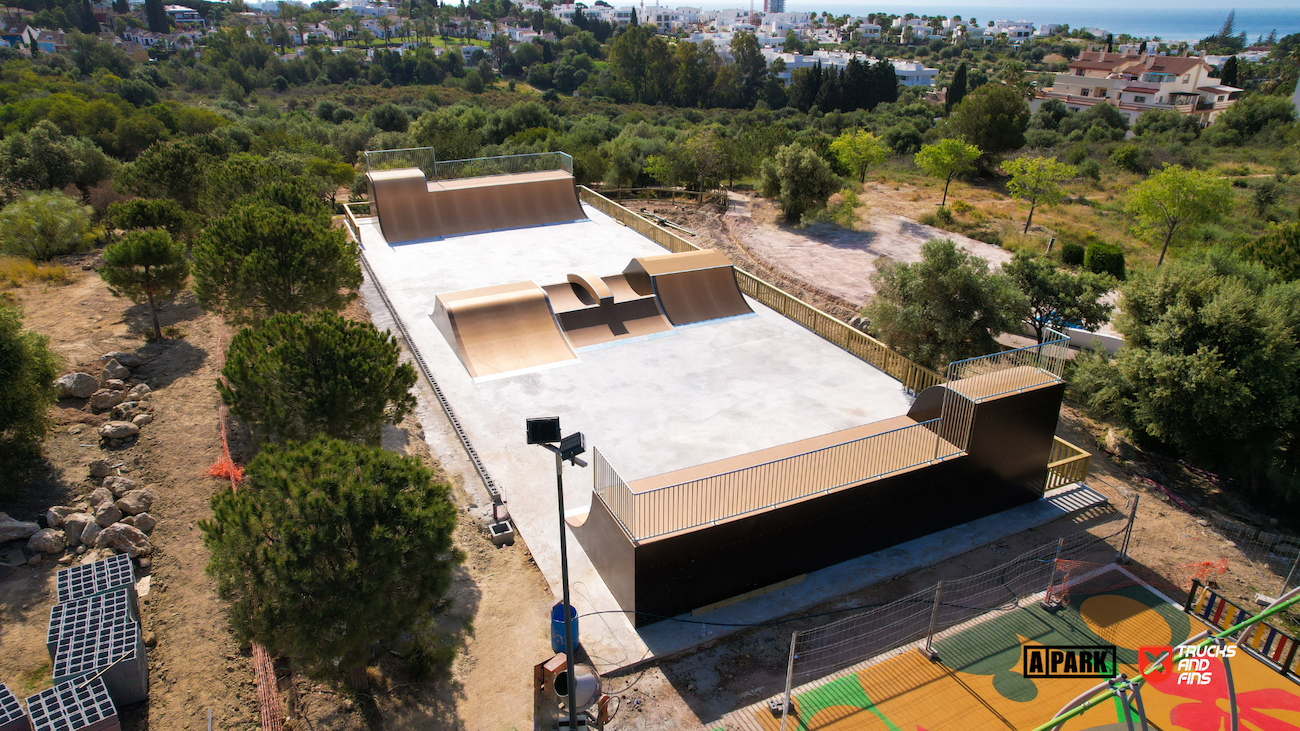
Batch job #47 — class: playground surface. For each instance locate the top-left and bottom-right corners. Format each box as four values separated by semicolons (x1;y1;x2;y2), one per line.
724;566;1300;731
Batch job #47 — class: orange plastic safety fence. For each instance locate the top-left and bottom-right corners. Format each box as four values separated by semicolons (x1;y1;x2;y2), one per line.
210;324;283;731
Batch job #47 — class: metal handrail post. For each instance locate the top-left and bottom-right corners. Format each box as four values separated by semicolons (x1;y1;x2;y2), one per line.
1042;538;1065;609
1118;493;1139;564
922;581;943;659
780;631;796;731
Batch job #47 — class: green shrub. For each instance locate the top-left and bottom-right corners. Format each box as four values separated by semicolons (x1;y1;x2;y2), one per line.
0;303;60;474
920;206;955;228
1065;144;1089;165
1109;145;1143;173
0;192;99;260
1077;159;1101;181
1084;242;1125;279
1061;242;1086;265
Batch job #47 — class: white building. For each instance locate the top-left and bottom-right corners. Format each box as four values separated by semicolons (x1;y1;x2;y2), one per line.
1034;23;1062;38
761;48;937;87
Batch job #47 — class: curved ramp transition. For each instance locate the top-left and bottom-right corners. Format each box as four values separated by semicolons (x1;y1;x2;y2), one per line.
431;282;577;379
623;250;753;326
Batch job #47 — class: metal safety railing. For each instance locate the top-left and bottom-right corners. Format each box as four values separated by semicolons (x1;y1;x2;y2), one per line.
595;419;959;542
361;147;573;182
1047;436;1092;490
576;185;945;394
944;327;1071;403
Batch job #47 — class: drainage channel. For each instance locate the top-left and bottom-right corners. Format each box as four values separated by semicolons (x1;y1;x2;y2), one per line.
359;252;502;503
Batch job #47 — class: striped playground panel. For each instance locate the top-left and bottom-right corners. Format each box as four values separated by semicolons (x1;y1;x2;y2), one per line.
1186;580;1300;673
727;568;1300;731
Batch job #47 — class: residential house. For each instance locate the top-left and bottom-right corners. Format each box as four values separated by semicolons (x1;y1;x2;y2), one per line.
116;40;148;61
761;48;937;87
35;29;68;53
1032;50;1241;124
164;4;204;27
1034;23;1063;38
2;23;36;48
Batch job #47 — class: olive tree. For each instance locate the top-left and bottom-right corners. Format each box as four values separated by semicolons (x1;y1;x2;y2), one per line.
1125;164;1233;266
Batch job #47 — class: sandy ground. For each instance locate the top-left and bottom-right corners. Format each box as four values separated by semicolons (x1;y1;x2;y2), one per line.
722;192;1013;306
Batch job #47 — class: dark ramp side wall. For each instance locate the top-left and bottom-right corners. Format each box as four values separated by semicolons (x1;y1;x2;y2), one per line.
575;381;1065;627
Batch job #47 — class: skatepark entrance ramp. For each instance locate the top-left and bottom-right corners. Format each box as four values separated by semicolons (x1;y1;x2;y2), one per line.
362;150;584;243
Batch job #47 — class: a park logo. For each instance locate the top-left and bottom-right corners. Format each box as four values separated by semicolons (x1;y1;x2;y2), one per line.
1023;646;1118;679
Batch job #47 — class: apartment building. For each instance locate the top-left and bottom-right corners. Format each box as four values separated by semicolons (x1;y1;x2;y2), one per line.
761;48;937;87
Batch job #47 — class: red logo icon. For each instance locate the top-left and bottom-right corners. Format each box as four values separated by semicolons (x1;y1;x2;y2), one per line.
1139;646;1174;684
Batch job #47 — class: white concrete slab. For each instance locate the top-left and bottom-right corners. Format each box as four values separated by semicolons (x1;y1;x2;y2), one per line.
357;203;942;671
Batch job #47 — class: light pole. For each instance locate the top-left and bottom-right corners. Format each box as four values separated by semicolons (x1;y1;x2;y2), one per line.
527;417;587;730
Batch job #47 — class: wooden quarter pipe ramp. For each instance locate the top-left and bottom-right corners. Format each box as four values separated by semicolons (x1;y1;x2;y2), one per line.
367;168;587;243
624;250;753;326
431;282;578;379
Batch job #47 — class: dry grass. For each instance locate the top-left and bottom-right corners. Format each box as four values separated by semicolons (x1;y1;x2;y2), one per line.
0;256;72;288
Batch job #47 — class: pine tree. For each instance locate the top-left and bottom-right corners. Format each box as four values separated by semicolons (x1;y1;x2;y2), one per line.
201;439;463;679
629;8;637;26
947;62;967;113
99;230;191;340
1218;10;1235;40
217;311;417;444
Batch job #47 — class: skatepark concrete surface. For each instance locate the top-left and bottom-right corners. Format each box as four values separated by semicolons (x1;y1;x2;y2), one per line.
355;204;1099;672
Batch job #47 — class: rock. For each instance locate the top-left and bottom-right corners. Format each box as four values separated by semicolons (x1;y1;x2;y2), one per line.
136;556;151;569
88;389;126;412
75;545;86;555
132;413;154;427
56;373;99;399
28;553;41;566
101;359;129;383
130;513;156;535
102;352;142;368
115;489;155;516
58;554;75;565
95;524;152;557
1105;429;1135;460
0;512;39;543
89;487;114;509
102;476;137;498
110;401;140;420
62;512;94;546
143;631;157;648
93;502;123;528
103;379;127;391
99;421;140;440
88;458;114;478
45;506;77;528
127;383;151;400
28;528;67;554
78;547;111;564
81;522;102;546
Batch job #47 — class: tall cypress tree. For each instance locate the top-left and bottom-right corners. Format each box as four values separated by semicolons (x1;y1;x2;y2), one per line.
1219;55;1238;87
947;62;967;113
145;0;167;33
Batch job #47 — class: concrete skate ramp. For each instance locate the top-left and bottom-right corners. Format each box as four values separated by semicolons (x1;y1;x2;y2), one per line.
542;272;673;349
623;250;752;326
431;282;577;378
367;168;586;244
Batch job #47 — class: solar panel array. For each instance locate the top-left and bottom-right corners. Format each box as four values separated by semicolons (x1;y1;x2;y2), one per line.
0;683;30;731
24;678;118;731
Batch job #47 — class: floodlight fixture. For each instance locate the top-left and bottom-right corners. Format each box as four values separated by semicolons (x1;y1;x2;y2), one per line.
527;417;562;445
559;432;586;464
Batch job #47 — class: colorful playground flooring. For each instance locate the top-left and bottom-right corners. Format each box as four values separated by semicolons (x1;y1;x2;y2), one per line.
742;570;1300;731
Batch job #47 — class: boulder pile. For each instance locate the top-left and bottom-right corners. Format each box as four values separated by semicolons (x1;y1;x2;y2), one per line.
55;352;156;448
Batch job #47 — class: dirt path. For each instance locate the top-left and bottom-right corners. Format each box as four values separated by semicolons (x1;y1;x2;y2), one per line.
641;192;1013;312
